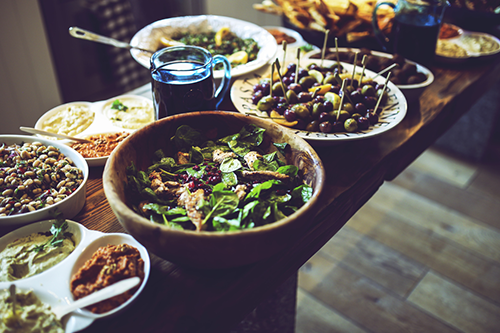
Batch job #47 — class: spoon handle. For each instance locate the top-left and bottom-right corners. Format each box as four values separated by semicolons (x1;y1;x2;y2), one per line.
68;27;155;54
52;277;141;320
19;127;93;143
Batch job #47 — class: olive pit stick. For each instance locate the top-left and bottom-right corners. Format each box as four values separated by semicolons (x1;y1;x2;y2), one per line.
351;51;358;88
270;62;274;99
282;40;287;72
275;59;290;104
294;48;300;85
334;73;355;105
359;55;368;86
320;29;330;68
372;72;391;115
336;79;347;122
335;37;341;74
373;63;398;79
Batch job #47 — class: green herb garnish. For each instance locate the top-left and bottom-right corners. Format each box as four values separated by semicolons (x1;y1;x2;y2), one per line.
111;99;128;112
33;212;69;253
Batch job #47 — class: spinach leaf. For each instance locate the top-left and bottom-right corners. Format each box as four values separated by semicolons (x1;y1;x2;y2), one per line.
245;179;281;201
291;184;313;204
277;165;298;177
203;184;239;224
213;216;242;231
253;159;279;172
273;142;289;156
148;157;176;173
190;146;204;164
153;149;165;162
172;125;204;151
220;158;242;173
228;140;252;157
238;124;265;146
222;171;238;186
272;202;288;221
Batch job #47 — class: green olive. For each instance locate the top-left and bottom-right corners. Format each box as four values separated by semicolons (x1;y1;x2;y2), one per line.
351;113;362;121
291;104;311;120
306;120;320;132
286;90;298;104
344;85;355;94
323;75;337;85
343;102;354;114
257;95;276;111
361;85;376;96
377;89;388;105
311;102;325;119
344;118;358;132
272;82;285;96
329;110;350;123
324;92;341;110
299;76;316;89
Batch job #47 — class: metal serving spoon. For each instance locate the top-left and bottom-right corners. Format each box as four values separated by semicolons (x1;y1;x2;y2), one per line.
68;27;155;54
51;277;141;320
19;127;93;144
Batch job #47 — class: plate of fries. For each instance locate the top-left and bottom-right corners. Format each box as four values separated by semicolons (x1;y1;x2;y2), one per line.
254;0;394;44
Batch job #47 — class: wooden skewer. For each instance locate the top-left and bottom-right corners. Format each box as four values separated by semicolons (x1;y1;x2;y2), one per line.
275;59;290;104
321;29;330;68
359;55;368;86
351;52;358;89
270;62;274;99
295;48;300;85
335;37;341;74
337;79;346;122
373;63;398;79
373;72;391;115
282;40;287;72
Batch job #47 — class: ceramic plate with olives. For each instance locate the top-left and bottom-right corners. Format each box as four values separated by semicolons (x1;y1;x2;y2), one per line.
230;59;408;144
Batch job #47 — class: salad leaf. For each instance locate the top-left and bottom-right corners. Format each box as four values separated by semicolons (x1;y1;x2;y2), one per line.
172;125;205;151
220;158;242;173
238;124;265;146
273;142;289;156
277;165;299;177
222;171;238;186
245;179;281;202
291;184;313;204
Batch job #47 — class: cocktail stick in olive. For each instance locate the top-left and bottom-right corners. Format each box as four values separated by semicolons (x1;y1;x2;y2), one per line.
295;48;300;85
359;55;367;86
372;72;391;115
336;79;346;122
321;29;330;68
351;51;358;89
373;63;397;79
275;59;290;104
335;37;341;75
282;40;287;72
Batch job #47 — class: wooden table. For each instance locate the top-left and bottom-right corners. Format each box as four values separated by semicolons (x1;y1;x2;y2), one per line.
8;57;500;332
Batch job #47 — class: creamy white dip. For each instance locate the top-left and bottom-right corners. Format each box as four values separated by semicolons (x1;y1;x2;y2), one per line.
104;98;154;130
40;104;94;137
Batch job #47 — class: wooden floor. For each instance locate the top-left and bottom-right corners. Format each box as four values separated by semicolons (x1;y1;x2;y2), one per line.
296;141;500;333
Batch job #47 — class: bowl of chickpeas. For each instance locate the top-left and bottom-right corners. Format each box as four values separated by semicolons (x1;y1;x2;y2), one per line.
0;135;88;227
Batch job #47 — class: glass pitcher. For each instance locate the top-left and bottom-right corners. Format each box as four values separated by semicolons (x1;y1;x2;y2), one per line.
372;0;449;65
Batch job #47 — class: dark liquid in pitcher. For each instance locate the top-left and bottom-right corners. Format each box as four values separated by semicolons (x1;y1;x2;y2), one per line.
152;60;215;119
392;14;440;65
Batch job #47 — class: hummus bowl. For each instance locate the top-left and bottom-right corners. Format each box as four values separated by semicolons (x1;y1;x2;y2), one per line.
0;219;150;333
0;135;88;227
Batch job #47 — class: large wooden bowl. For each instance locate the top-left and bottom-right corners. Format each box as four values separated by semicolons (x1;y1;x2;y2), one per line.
103;111;325;268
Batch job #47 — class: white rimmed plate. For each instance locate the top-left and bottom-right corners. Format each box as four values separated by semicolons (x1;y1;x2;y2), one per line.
230;58;408;144
436;30;500;62
0;219;150;333
130;15;278;78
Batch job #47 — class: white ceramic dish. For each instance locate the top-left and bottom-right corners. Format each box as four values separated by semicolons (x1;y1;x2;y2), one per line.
262;26;306;48
34;95;153;167
0;219;150;333
303;47;434;103
130;15;278;78
436;30;500;62
230;58;408;145
0;135;88;226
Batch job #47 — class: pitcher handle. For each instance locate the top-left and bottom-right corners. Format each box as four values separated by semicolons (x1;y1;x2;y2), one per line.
372;2;396;52
212;55;232;110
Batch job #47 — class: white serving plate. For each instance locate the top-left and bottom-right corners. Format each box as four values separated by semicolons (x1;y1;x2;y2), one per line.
0;135;88;227
130;15;278;78
230;58;408;144
0;219;150;333
436;30;500;61
34;95;154;167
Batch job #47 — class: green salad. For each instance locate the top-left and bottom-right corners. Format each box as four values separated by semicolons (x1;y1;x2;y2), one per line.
126;124;312;232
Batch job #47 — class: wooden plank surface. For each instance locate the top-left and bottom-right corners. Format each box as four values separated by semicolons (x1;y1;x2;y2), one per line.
2;56;500;332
